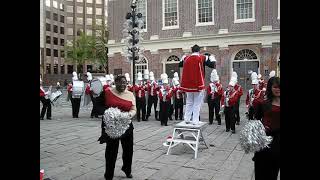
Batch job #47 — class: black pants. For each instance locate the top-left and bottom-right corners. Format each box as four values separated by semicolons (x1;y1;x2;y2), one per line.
70;97;81;118
146;95;158;120
207;96;221;124
253;133;280;180
90;95;98;117
235;99;241;123
136;97;146;121
248;106;254;120
104;130;133;180
224;106;236;131
40;97;51;119
174;98;183;120
169;103;174;120
160;100;170;126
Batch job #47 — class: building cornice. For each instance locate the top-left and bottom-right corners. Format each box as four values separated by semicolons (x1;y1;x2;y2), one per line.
108;30;280;55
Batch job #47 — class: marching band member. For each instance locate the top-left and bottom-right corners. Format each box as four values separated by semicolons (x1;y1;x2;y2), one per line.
159;74;173;126
67;72;82;118
146;71;160;121
232;72;243;125
172;77;184;121
40;78;52;120
220;75;239;134
246;72;264;120
133;72;147;122
207;69;223;125
85;72;99;118
179;44;216;125
258;74;266;91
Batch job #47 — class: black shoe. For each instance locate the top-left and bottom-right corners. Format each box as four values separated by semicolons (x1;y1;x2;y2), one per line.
95;116;99;118
169;117;173;120
209;122;213;125
226;129;230;132
47;117;52;120
218;122;221;125
232;130;236;134
90;116;94;118
121;167;133;178
40;117;44;120
236;122;240;125
137;120;140;122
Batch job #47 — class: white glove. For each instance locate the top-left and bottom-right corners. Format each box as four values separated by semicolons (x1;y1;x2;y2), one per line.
180;55;186;62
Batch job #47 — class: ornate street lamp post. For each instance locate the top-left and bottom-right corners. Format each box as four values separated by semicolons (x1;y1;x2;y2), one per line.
122;0;144;85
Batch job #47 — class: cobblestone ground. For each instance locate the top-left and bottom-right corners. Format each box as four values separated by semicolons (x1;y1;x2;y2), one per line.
40;90;279;180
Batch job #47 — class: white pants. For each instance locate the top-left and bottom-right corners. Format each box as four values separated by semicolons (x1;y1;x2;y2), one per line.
184;91;204;124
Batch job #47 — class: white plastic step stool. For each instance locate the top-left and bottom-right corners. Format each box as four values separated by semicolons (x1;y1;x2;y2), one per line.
166;121;208;159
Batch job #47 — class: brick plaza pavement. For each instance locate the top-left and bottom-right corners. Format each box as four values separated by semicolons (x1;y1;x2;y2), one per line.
40;91;279;180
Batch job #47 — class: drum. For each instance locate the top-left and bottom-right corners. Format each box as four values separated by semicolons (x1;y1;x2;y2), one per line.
72;81;84;98
90;79;103;97
50;90;62;103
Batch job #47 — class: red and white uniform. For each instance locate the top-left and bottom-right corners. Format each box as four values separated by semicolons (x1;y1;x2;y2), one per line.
103;84;111;91
85;84;91;95
206;82;223;99
172;86;183;99
234;83;243;99
40;86;46;97
146;81;159;96
133;83;147;98
67;83;73;93
220;89;239;107
259;79;267;91
159;85;173;102
180;53;207;92
246;88;265;109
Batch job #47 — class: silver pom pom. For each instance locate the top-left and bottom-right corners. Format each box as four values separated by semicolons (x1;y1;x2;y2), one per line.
239;120;273;154
103;107;132;139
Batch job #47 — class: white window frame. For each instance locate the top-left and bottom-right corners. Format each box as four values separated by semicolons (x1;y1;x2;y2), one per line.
96;8;103;15
87;7;93;15
196;0;215;26
162;0;179;30
277;0;280;20
136;0;147;32
45;0;51;7
135;57;149;80
234;0;255;23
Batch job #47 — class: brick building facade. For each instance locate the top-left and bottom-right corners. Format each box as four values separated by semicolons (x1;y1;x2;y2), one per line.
107;0;280;91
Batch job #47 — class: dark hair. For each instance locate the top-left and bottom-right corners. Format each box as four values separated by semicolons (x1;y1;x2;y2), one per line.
114;75;126;82
191;44;200;53
265;76;280;102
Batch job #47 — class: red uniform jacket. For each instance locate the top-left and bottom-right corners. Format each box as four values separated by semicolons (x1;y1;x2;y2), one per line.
40;87;46;97
259;80;267;91
127;84;133;92
146;82;159;96
85;84;91;95
67;84;73;92
133;84;146;98
246;88;265;108
159;85;173;102
220;90;239;107
180;54;207;92
172;86;183;99
234;84;243;98
206;82;223;99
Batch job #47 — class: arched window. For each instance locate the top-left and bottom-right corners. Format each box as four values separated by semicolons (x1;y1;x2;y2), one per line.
135;56;148;79
167;55;180;62
234;49;258;60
